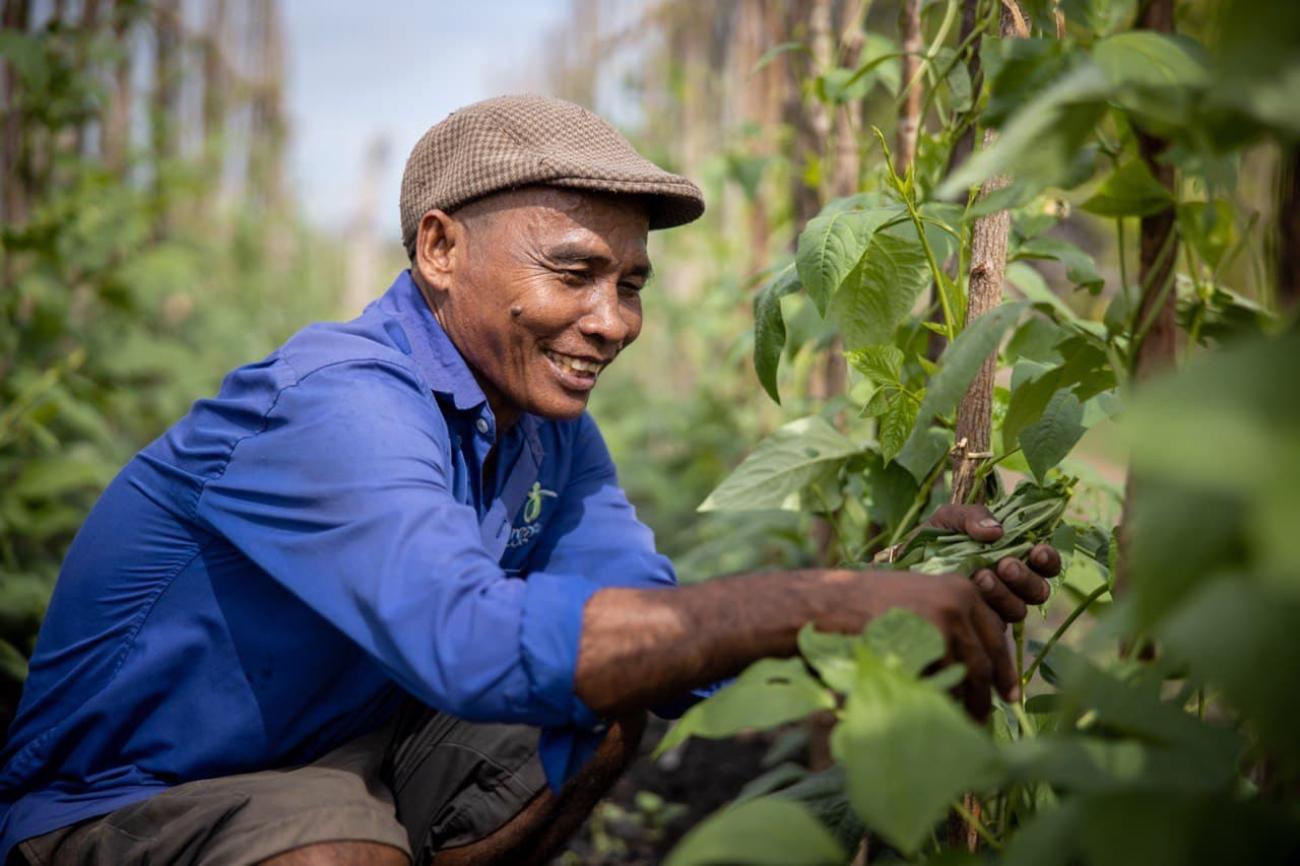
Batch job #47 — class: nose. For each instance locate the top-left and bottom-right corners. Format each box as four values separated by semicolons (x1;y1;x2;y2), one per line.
577;282;633;348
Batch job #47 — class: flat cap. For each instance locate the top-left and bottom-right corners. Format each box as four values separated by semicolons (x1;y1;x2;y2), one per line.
400;94;705;256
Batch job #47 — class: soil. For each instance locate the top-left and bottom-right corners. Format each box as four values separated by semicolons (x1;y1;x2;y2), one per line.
552;717;787;865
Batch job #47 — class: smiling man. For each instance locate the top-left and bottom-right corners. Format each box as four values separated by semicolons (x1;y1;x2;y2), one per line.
0;96;1058;866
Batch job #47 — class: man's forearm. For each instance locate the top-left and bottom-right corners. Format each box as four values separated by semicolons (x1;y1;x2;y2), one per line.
573;570;842;715
573;566;1023;720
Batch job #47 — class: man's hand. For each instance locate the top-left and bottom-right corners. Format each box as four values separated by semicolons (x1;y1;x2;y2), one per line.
925;503;1062;624
811;569;1018;719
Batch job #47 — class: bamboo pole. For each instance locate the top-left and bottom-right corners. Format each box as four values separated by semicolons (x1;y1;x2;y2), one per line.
949;1;1022;506
895;0;923;174
947;1;1025;850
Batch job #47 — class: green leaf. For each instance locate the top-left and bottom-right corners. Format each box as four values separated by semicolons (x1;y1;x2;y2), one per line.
895;303;1026;481
1159;581;1300;771
1015;236;1104;294
827;231;931;350
1177;200;1236;269
938;63;1110;199
797;207;901;315
1019;388;1086;482
863;608;945;677
752;41;806;75
665;797;846;866
878;392;919;463
798;625;858;694
753;263;802;404
1093;31;1210;91
1080;159;1174;217
846;345;903;385
700;416;861;512
1001;360;1059;453
833;649;1000;854
655;657;836;756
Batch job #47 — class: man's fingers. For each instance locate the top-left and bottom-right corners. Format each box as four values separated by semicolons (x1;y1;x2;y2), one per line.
995;557;1051;606
970;601;1019;705
929;503;1003;542
950;621;994;720
1027;543;1062;578
972;568;1028;623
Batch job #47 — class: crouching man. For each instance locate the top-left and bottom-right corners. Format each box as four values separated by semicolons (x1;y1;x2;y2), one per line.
0;95;1057;866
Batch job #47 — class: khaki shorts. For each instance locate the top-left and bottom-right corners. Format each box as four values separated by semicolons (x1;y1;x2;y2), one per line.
15;701;547;866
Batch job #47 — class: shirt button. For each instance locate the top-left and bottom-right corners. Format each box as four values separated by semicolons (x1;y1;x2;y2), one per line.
475;418;490;435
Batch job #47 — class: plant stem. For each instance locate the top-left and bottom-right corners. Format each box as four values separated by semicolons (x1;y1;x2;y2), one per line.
887;451;949;547
1022;582;1109;686
1013;621;1025;707
950;797;1003;850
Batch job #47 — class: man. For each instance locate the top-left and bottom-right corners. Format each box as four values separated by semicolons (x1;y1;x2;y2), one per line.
0;95;1056;866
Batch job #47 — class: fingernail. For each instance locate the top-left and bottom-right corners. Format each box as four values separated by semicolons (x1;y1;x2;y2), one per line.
1034;549;1049;564
1009;684;1021;702
975;572;995;591
978;518;1000;528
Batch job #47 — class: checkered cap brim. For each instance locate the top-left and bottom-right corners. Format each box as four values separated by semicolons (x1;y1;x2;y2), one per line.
399;94;705;256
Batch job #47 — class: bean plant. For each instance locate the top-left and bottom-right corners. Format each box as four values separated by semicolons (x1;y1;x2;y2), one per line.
658;1;1300;863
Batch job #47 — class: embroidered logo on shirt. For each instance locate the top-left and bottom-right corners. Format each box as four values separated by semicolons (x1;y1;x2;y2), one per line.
507;483;558;550
523;482;557;523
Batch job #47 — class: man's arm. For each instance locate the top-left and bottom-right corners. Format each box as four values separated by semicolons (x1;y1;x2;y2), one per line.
576;566;1020;721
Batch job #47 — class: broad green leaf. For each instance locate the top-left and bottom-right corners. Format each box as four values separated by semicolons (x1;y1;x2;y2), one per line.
1123;331;1300;585
938;63;1110;198
1015;236;1104;294
1020;388;1086;482
798;625;858;694
664;797;846;866
655;657;835;756
1093;31;1210;91
1080;159;1173;217
937;46;973;112
828;231;931;349
833;650;1000;854
846;345;903;385
700;416;861;512
1005;317;1068;364
982;37;1073;126
878;392;919;463
1003;735;1231;794
1159;581;1300;770
753;263;802;404
895;303;1026;481
863;608;945;677
1002;360;1059;454
1177;201;1236;269
797;207;901;315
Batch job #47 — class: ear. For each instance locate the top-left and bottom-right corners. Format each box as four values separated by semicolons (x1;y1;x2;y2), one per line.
413;209;461;293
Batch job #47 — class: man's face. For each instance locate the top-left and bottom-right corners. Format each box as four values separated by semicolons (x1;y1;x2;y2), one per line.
415;187;651;428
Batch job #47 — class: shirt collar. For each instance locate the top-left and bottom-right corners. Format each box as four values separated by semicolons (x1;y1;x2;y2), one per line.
380;270;545;461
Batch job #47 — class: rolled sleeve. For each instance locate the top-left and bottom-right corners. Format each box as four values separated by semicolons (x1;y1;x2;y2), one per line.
530;415;718;734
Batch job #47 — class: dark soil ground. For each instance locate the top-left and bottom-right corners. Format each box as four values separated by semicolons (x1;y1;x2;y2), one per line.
552;717;786;865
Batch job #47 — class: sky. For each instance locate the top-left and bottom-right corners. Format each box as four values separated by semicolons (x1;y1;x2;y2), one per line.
280;0;570;237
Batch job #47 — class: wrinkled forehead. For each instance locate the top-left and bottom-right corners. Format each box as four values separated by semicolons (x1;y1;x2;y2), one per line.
455;186;651;261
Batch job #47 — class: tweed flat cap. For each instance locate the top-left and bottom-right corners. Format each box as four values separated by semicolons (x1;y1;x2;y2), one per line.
400;94;705;256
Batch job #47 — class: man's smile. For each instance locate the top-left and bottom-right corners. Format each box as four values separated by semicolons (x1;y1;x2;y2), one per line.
542;348;608;390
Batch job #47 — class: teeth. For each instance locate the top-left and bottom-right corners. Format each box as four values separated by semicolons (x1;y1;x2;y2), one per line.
545;350;605;375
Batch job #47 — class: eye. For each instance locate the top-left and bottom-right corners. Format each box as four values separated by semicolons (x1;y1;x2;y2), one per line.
619;281;644;295
556;269;590;286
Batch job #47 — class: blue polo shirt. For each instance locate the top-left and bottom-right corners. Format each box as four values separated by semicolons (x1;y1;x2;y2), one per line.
0;271;694;857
